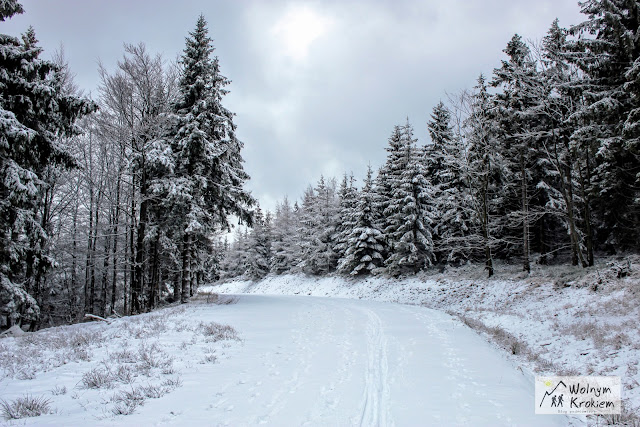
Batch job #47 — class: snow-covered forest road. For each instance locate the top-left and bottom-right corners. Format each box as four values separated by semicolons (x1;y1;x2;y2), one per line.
125;295;567;426
1;294;574;426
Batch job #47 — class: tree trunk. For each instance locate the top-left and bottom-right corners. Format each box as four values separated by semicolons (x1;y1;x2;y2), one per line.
173;271;180;303
584;149;594;267
123;210;129;316
129;187;138;314
89;197;100;315
565;165;587;268
481;164;494;278
70;175;80;320
110;172;121;315
538;216;548;265
134;174;147;311
99;224;111;317
520;149;530;274
84;184;94;315
190;242;197;297
181;233;191;304
148;236;160;309
578;144;595;267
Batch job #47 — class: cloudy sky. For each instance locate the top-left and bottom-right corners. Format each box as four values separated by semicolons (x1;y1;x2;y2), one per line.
4;0;584;213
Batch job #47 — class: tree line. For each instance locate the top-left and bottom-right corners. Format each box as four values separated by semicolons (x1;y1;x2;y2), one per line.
223;1;640;280
1;2;253;330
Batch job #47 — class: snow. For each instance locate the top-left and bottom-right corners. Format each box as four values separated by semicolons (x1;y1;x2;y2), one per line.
212;257;640;423
0;294;568;426
1;259;637;425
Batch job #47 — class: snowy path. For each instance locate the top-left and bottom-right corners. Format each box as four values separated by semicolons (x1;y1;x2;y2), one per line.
120;295;567;426
2;295;571;425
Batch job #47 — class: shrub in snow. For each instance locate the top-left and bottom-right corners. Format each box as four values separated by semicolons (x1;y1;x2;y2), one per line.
111;349;137;364
111;390;143;416
0;395;51;420
138;342;173;370
50;385;66;396
202;353;218;364
140;383;166;399
161;376;183;390
114;365;136;384
79;367;113;389
198;321;239;342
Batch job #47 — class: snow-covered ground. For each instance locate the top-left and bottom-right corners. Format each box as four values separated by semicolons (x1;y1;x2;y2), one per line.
0;257;637;426
212;256;640;424
1;293;569;426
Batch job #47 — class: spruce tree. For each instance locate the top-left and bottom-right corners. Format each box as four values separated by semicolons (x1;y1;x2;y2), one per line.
463;75;505;277
1;1;95;328
245;206;272;280
270;197;300;274
297;177;338;275
534;20;590;266
383;122;435;276
169;15;254;301
492;34;542;273
426;101;473;264
333;174;358;264
375;125;407;242
566;0;640;251
338;166;386;275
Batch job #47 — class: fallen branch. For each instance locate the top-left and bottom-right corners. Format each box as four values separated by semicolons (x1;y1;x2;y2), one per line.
84;314;112;324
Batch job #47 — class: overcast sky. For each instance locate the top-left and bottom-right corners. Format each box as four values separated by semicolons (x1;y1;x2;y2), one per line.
4;0;585;213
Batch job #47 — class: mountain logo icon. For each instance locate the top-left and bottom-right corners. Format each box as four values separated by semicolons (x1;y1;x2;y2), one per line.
539;380;567;408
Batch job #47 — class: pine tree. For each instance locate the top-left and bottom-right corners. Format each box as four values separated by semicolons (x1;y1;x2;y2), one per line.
383;122;435;276
533;19;590;267
220;228;250;279
338;166;386;275
333;174;358;264
567;1;640;251
492;34;542;273
270;197;300;274
297;185;319;274
1;2;95;328
297;177;338;275
426;101;473;264
168;15;254;302
426;101;455;187
245;206;272;280
375;125;405;237
462;75;506;277
314;176;339;273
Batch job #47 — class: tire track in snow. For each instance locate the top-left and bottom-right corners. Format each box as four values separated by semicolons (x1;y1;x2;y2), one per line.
356;307;392;427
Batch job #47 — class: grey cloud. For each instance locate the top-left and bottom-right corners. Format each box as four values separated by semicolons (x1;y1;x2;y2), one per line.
3;0;584;212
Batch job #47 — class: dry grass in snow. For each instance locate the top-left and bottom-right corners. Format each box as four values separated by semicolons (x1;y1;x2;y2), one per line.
0;297;239;423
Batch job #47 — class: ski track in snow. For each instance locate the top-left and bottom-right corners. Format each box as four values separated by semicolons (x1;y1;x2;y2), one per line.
356;307;391;427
